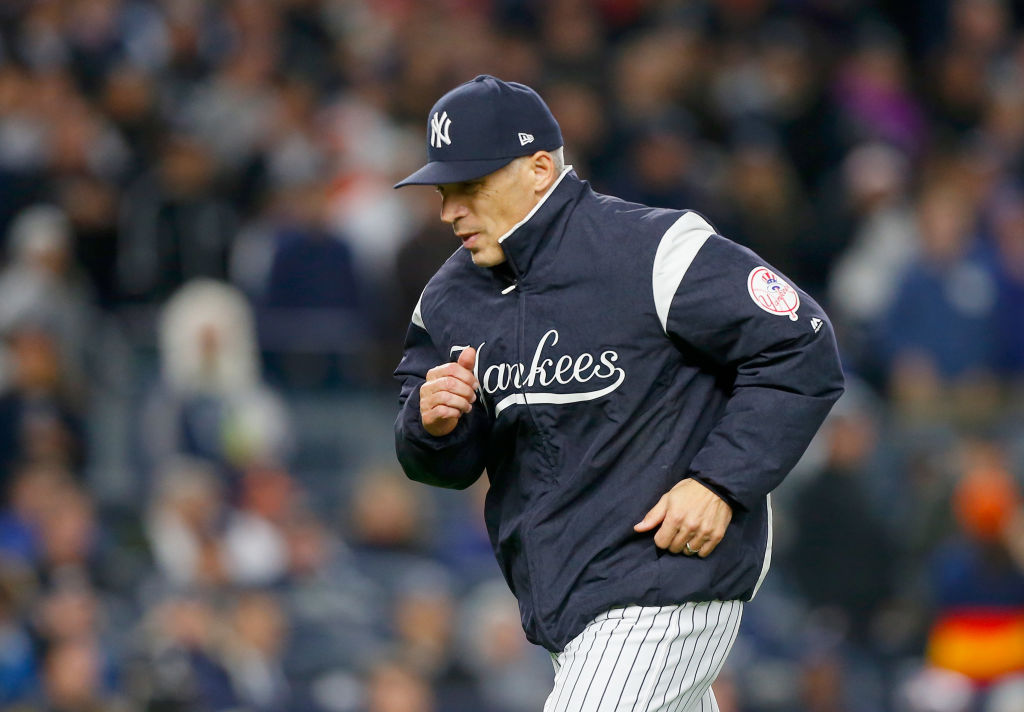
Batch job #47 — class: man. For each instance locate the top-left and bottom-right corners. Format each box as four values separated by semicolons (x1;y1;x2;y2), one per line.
393;75;844;712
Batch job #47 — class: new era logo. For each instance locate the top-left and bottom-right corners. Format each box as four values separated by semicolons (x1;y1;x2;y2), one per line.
431;111;452;148
518;132;534;146
810;317;823;333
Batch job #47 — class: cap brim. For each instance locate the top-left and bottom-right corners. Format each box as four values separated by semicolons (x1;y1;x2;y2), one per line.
393;157;516;188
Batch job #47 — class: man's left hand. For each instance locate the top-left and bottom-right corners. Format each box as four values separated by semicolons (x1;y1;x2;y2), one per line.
634;479;733;557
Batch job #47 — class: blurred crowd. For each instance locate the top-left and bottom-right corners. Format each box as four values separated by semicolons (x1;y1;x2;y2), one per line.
0;0;1023;710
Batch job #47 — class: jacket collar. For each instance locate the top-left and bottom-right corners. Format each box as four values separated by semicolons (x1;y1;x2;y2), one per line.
495;167;583;278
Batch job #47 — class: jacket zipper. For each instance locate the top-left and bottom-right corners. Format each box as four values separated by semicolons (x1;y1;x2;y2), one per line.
511;274;565;650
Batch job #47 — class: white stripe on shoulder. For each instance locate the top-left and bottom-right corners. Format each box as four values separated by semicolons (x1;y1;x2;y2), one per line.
411;294;425;330
651;212;715;333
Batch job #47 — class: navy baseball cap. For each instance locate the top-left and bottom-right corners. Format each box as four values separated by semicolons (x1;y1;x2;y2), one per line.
394;75;563;188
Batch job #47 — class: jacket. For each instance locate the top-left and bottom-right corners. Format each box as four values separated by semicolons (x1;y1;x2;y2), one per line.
394;169;845;652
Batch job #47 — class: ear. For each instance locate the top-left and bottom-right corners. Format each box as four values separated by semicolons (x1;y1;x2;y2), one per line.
529;151;557;195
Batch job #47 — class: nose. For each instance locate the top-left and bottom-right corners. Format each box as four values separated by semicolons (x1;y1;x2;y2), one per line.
440;194;468;225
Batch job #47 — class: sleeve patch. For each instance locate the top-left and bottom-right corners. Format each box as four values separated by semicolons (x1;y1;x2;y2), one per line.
747;266;800;321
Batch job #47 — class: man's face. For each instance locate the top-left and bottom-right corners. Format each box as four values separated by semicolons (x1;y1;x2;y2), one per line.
437;158;539;267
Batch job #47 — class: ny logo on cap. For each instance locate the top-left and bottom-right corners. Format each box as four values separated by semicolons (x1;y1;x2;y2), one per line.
430;111;452;148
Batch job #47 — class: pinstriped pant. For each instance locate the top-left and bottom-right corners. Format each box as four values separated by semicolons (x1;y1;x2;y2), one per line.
544;600;743;712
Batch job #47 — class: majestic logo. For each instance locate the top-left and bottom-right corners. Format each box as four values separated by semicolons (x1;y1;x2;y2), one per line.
430;111;452;148
464;330;626;417
810;317;823;333
747;266;800;321
518;132;534;146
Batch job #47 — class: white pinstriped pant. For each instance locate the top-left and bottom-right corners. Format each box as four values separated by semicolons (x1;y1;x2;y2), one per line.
544;600;743;712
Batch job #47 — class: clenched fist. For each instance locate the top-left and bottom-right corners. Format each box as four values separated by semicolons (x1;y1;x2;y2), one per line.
420;347;480;436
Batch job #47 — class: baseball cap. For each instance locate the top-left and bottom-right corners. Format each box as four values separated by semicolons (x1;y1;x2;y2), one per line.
394;74;563;188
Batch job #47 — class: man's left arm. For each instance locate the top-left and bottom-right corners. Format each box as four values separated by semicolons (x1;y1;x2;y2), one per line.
637;222;845;556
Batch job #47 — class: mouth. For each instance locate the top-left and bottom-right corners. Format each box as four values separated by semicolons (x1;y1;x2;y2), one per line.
456;231;480;248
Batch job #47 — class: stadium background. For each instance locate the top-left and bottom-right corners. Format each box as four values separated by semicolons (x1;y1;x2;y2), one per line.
0;0;1023;710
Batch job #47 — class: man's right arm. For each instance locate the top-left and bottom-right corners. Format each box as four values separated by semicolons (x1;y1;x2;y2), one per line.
394;322;490;490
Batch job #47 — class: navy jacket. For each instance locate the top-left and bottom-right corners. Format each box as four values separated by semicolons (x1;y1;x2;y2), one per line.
395;170;844;652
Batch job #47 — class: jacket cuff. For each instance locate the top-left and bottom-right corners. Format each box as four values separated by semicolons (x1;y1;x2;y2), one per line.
399;386;475;451
686;475;743;512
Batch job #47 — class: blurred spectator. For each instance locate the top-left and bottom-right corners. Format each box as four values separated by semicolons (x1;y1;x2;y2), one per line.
361;656;435;712
145;458;229;588
0;64;50;230
947;0;1014;60
0;205;98;391
180;42;278;177
987;188;1024;377
34;637;128;712
346;466;434;560
321;97;415;290
879;179;1000;421
27;572;127;711
118;135;238;303
234;180;366;387
751;21;844;189
278;506;384;688
33;576;102;645
902;442;1024;710
610;27;704;128
259;76;329;193
924;0;1014;143
606;111;718;217
147;458;303;590
61;0;129;94
0;461;75;565
785;390;899;648
225;464;308;588
925;445;1024;681
0;322;86;481
277;2;336;90
42;72;131;185
833;23;928;156
392;575;455;672
56;176;123;311
34;485;101;583
0;201;132;408
139;279;292;476
390;570;476;704
798;649;849;712
540;0;606;75
98;63;165;181
127;592;236;711
0;571;36;704
977;78;1024;174
928;43;993;145
829;142;917;361
458;579;552;712
221;590;291;711
344;467;446;606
